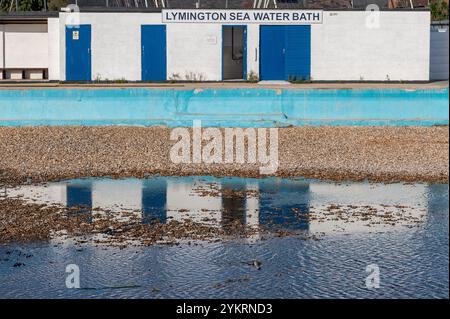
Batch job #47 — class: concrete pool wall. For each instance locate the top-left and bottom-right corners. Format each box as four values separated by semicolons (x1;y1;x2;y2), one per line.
0;87;448;127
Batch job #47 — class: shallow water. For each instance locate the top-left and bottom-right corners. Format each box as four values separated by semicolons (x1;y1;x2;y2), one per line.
0;176;448;298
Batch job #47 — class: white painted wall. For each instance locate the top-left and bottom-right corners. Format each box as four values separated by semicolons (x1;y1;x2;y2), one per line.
167;23;222;80
57;11;430;81
59;12;260;81
311;11;430;81
3;24;48;68
0;25;4;69
60;12;225;81
48;18;60;80
246;24;259;79
59;12;161;81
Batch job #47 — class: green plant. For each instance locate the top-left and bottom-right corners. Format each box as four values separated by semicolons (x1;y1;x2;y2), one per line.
184;72;205;82
112;78;128;83
288;75;311;83
169;73;182;81
0;0;67;12
430;0;449;21
247;71;259;83
93;75;128;83
48;0;67;11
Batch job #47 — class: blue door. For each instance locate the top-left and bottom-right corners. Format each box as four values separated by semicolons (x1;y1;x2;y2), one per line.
66;25;91;81
285;25;311;81
260;26;285;80
260;25;311;81
141;25;167;81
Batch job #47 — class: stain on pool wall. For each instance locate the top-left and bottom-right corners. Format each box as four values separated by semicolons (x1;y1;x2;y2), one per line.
0;88;448;127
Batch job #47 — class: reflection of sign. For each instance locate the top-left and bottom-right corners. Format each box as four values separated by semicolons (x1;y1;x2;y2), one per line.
72;31;79;40
162;9;323;24
205;35;217;45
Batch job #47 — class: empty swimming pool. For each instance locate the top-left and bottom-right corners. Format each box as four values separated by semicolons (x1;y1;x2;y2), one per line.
0;87;448;127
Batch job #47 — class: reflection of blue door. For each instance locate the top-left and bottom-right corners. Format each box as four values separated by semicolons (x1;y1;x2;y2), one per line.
66;25;91;81
141;25;167;81
67;184;92;208
260;25;311;81
142;179;167;223
258;180;310;231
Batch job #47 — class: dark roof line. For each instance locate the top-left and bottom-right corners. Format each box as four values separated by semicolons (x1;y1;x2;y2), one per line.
0;7;430;22
0;11;58;23
66;6;430;11
0;11;58;18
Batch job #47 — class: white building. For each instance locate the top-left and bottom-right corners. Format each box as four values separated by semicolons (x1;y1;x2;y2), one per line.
0;8;432;82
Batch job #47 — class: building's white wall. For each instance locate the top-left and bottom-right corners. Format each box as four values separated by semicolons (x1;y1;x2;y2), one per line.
60;12;223;81
57;11;430;82
58;14;66;80
48;18;60;80
246;24;259;79
167;23;221;80
0;25;4;69
167;22;259;81
60;12;160;81
4;24;48;68
311;11;430;81
59;12;257;81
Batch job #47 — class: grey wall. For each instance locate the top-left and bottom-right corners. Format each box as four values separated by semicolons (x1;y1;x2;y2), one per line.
430;29;449;80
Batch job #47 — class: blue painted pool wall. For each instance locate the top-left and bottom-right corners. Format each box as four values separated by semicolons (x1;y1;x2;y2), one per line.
0;88;448;127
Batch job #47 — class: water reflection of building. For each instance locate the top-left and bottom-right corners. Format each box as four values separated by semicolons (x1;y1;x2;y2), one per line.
221;180;247;231
258;179;311;231
307;182;429;233
166;179;222;225
67;182;92;209
142;179;167;223
5;177;434;236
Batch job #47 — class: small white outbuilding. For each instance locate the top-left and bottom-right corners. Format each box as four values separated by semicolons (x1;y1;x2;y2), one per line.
1;8;432;82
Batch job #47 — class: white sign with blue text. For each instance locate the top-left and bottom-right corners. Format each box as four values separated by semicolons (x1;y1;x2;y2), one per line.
162;9;323;24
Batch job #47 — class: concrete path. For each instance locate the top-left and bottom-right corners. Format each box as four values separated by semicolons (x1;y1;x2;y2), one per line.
0;81;448;90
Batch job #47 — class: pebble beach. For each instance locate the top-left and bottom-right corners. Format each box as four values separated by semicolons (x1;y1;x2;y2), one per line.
0;126;448;185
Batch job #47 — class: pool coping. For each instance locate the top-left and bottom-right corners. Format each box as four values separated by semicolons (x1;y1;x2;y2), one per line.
0;81;448;90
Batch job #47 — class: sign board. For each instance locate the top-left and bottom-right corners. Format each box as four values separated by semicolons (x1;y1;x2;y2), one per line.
72;30;79;40
162;9;323;24
205;35;217;45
